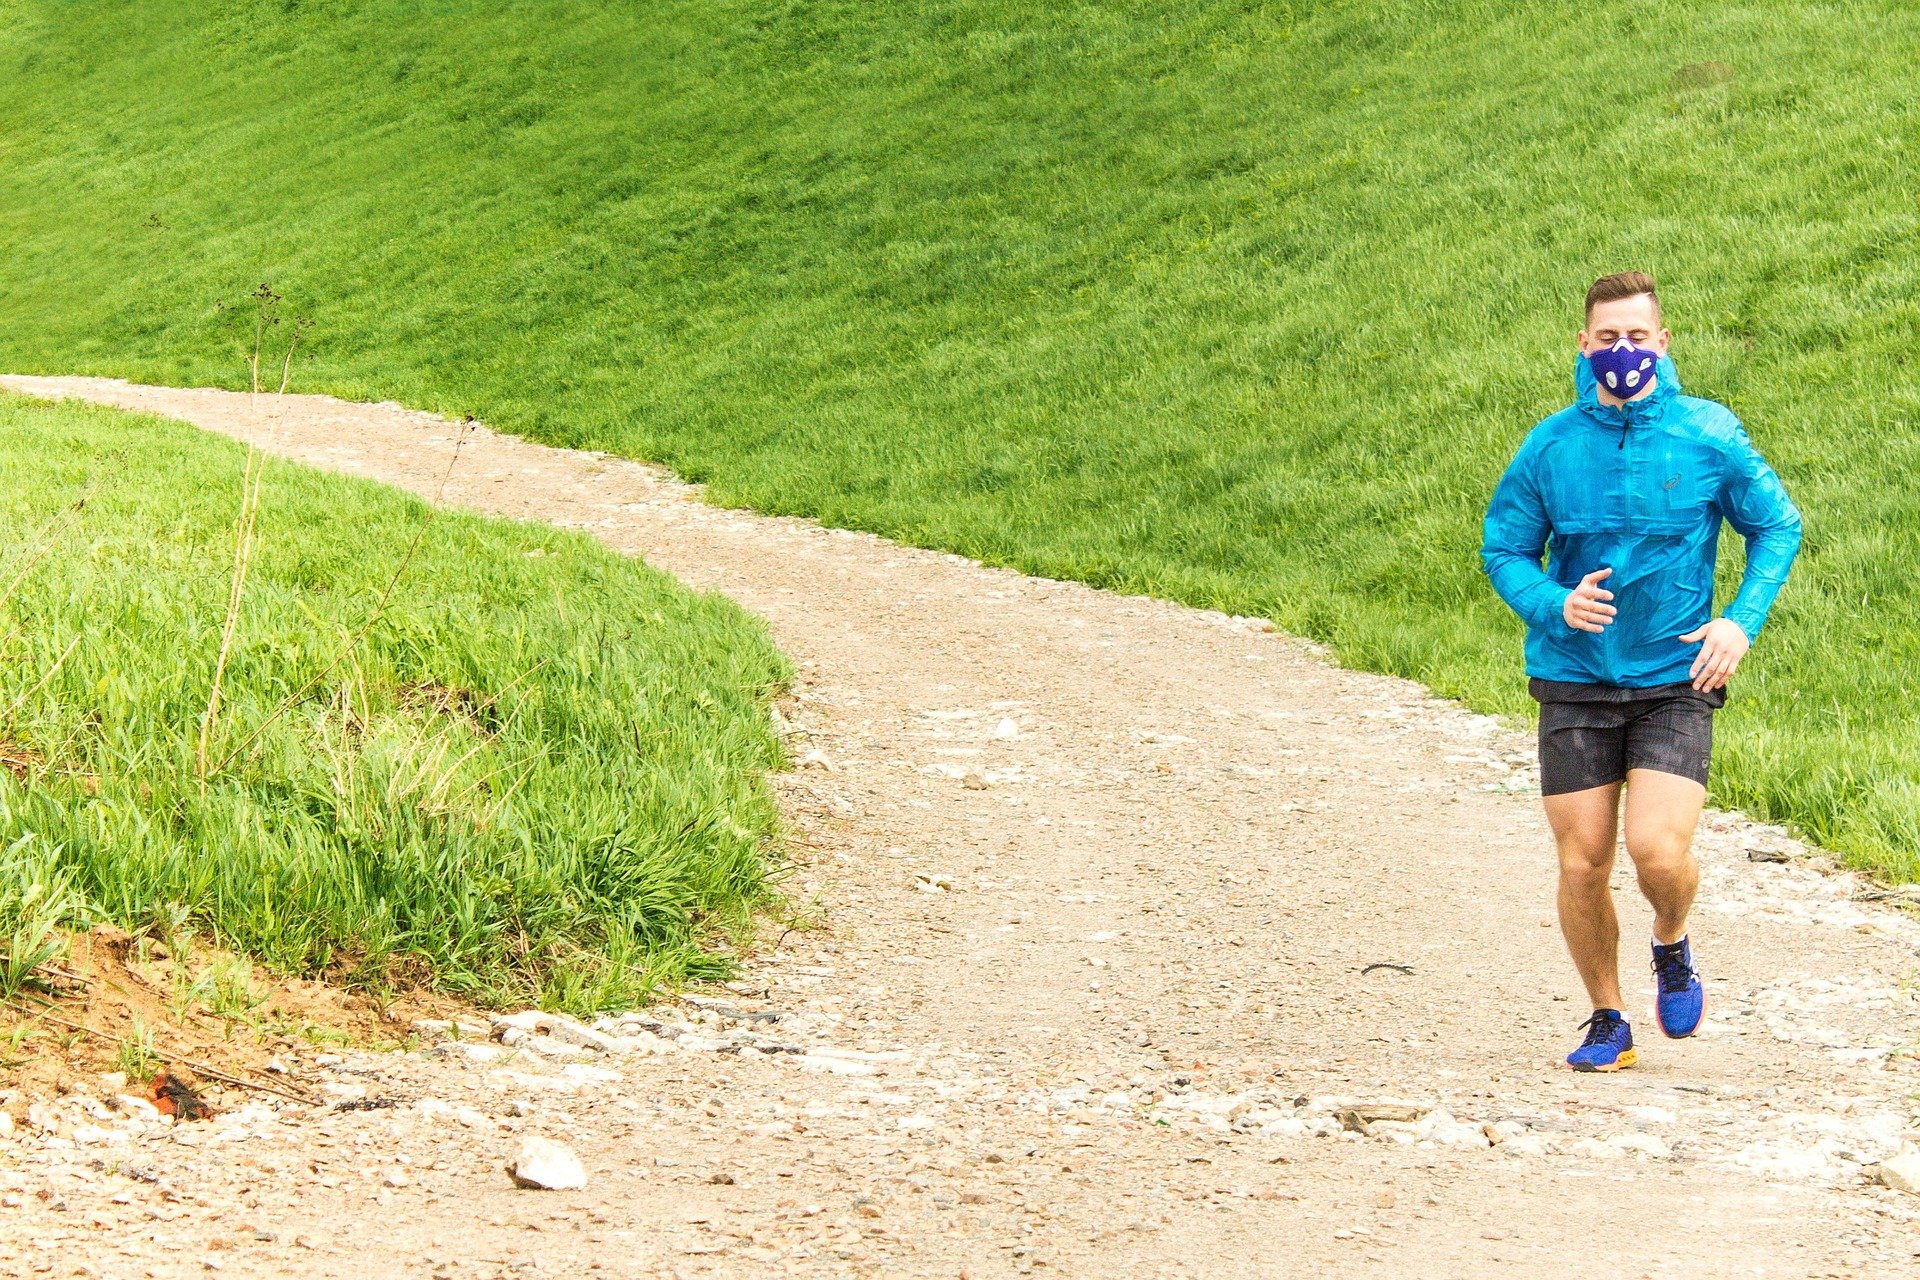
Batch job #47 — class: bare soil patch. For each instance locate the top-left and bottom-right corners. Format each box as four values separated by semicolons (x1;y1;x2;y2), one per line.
1;924;459;1105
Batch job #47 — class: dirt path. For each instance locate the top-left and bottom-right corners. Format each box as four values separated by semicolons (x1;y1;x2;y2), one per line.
3;374;1917;1279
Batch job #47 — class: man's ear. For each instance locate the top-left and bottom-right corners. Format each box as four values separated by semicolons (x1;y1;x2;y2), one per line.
1576;329;1592;353
1656;327;1672;354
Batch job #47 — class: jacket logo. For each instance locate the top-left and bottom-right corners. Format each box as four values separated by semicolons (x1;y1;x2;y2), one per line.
1664;473;1682;490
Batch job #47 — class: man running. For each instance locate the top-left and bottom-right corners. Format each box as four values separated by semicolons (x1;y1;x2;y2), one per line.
1480;271;1802;1071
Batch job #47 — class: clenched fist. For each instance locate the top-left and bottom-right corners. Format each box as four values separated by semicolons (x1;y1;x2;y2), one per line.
1563;567;1616;634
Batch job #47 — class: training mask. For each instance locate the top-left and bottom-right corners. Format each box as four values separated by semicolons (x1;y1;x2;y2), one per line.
1588;338;1659;399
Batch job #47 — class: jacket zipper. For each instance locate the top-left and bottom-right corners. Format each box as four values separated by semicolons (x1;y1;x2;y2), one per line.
1612;406;1632;684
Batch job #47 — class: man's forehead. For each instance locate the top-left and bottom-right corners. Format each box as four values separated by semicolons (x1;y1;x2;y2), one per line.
1587;295;1661;330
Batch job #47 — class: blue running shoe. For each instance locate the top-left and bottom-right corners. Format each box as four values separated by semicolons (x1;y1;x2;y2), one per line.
1652;936;1705;1037
1566;1009;1636;1072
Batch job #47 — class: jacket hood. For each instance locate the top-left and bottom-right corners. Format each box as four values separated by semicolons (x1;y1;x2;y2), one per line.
1574;349;1681;422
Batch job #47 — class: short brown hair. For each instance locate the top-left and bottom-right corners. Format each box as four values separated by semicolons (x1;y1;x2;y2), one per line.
1585;271;1661;320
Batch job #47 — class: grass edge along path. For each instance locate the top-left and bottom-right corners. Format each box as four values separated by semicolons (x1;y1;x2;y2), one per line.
0;390;793;1015
0;2;1916;879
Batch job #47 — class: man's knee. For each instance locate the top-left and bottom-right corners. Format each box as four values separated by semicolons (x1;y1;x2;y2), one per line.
1556;838;1615;889
1627;831;1697;887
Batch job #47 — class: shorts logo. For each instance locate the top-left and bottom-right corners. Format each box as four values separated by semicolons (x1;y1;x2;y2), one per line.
1663;473;1682;489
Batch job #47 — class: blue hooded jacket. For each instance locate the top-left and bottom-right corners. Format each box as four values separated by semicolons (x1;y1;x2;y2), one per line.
1480;353;1802;687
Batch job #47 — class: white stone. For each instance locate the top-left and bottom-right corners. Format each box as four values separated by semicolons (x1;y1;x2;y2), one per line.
1428;1123;1492;1150
1726;1143;1841;1180
493;1011;558;1035
1483;1120;1526;1146
509;1136;587;1190
1607;1133;1671;1159
806;1046;911;1063
25;1102;65;1134
496;1071;581;1093
1157;1093;1240;1118
676;1034;736;1052
74;1096;115;1121
1877;1151;1920;1194
546;1019;621;1054
611;1034;674;1056
558;1064;623;1086
113;1095;162;1122
1498;1133;1550;1157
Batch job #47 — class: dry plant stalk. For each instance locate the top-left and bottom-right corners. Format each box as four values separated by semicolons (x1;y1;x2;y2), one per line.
196;285;310;787
207;416;473;780
193;284;471;787
195;444;264;784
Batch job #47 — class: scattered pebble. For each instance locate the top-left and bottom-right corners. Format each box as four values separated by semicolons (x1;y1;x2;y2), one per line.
508;1137;587;1191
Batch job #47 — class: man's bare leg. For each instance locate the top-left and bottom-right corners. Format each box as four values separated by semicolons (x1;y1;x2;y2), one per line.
1622;768;1706;944
1544;782;1624;1011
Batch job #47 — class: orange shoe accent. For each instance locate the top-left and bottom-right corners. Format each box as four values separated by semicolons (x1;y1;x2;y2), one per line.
1570;1047;1638;1073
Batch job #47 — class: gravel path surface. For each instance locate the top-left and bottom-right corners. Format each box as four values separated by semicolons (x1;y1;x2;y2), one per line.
3;374;1917;1279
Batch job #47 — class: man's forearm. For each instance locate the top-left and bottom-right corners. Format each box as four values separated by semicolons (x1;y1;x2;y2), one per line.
1723;527;1802;640
1483;549;1571;630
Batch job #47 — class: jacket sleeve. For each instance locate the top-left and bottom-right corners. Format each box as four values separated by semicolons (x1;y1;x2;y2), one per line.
1716;420;1802;641
1480;438;1570;630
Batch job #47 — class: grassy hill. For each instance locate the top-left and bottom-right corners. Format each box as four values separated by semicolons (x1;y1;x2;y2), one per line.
0;391;788;1012
1;1;1916;875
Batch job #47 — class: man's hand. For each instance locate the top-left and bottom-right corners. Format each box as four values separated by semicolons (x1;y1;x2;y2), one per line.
1563;567;1616;633
1679;618;1750;692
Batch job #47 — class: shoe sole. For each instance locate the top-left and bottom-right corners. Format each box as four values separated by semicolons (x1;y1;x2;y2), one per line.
1656;985;1706;1039
1569;1048;1637;1073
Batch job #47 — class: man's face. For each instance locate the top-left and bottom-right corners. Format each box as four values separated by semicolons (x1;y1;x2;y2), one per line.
1579;293;1669;357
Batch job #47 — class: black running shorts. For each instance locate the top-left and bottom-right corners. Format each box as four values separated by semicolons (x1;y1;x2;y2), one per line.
1530;679;1725;797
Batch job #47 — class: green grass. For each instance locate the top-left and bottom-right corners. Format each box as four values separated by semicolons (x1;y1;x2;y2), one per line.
0;391;790;1013
0;2;1916;875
